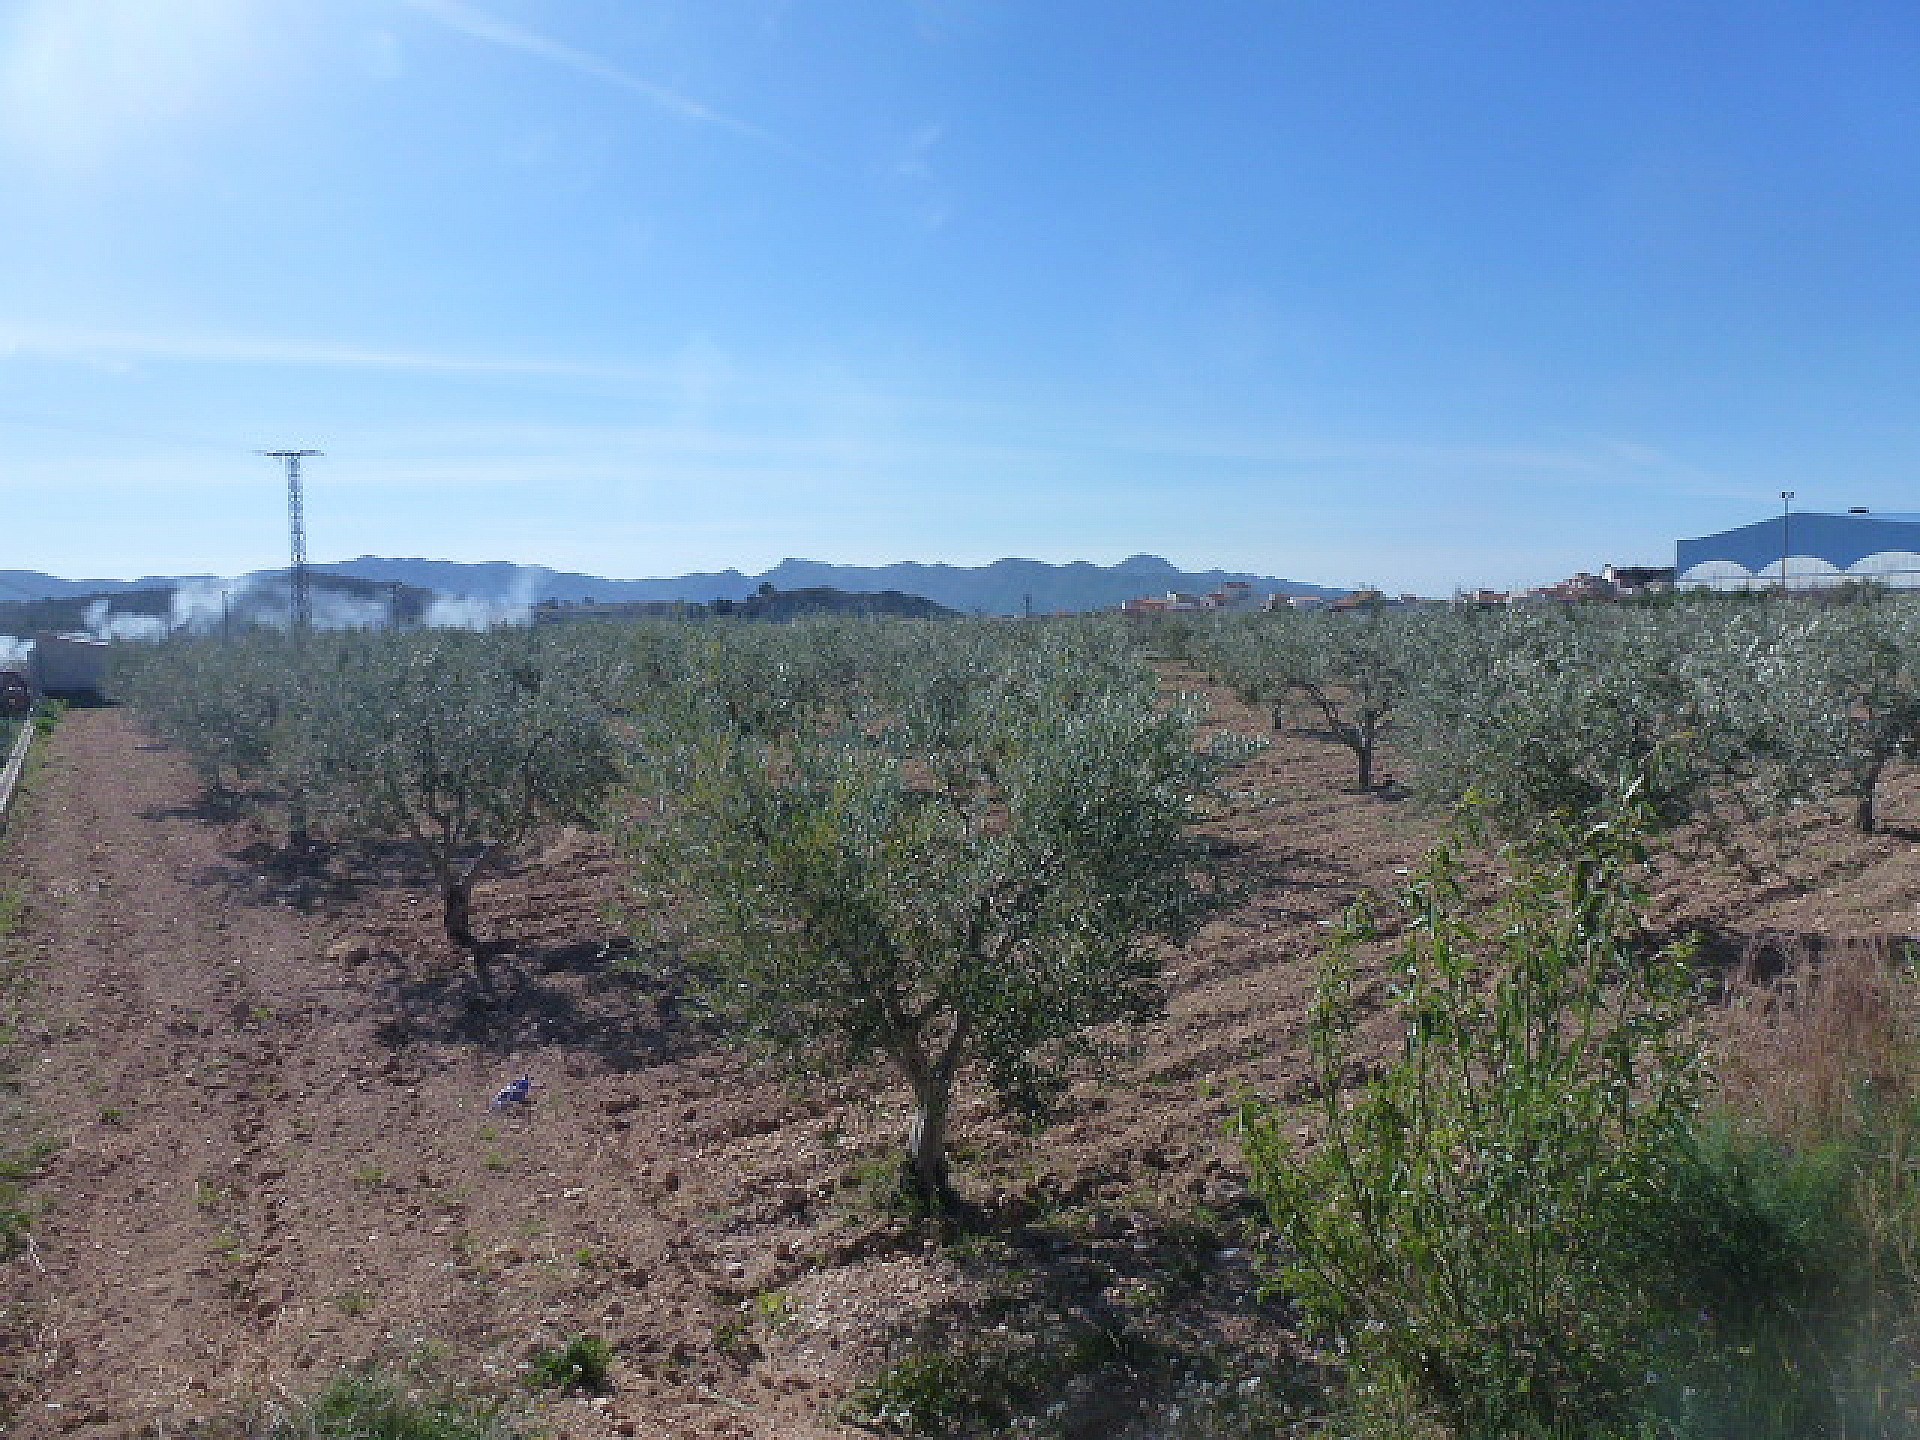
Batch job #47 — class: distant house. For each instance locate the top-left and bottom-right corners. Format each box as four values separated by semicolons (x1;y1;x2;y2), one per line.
1329;588;1387;612
1552;572;1615;602
1453;589;1510;608
1603;564;1676;596
1121;590;1228;614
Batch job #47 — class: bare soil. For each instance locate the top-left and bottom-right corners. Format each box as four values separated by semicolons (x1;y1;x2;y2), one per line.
1;694;1914;1437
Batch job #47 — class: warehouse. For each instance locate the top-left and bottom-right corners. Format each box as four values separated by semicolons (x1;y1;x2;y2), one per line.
1677;510;1920;590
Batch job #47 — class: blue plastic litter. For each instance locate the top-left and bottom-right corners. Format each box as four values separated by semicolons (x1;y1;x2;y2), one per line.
490;1074;535;1111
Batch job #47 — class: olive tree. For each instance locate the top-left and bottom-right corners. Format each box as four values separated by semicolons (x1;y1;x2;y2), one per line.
630;627;1254;1210
119;633;284;794
303;630;621;953
1710;595;1920;834
1404;604;1713;838
1204;606;1418;791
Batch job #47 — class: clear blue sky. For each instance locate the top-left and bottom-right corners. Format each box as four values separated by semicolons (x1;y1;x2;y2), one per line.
3;1;1917;593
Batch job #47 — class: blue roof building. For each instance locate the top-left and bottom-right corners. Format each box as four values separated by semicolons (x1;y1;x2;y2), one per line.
1677;512;1920;591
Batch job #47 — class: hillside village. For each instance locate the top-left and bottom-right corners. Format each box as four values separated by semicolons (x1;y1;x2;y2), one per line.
1119;562;1677;614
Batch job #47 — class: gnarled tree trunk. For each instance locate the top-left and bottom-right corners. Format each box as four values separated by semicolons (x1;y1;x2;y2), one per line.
443;879;476;948
1856;755;1888;834
892;1017;968;1215
905;1082;955;1213
423;844;499;962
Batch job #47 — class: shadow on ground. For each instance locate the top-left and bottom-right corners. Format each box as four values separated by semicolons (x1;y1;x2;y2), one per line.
369;936;711;1072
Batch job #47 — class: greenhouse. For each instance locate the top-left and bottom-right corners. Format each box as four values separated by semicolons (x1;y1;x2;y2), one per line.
1676;510;1920;590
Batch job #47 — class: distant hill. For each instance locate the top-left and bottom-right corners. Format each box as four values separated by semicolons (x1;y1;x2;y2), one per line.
0;571;200;603
314;553;1337;615
1;555;1340;620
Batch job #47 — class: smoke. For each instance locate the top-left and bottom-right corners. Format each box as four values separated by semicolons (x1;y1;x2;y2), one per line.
82;598;167;643
52;573;544;643
0;636;30;671
307;585;389;631
169;577;231;633
423;594;528;629
424;571;538;630
163;576;385;633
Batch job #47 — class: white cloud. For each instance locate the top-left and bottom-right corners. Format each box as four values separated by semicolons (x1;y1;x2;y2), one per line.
0;0;265;166
405;0;805;159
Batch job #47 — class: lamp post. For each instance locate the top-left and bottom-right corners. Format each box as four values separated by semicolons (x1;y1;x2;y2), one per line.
1780;490;1795;592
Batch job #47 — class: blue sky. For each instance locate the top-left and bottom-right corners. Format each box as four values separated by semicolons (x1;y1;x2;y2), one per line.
2;1;1917;593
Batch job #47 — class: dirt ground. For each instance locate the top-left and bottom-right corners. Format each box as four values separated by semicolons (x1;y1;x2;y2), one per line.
1;692;1915;1438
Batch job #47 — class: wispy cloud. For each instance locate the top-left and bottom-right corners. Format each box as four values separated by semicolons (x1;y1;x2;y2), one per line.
0;324;667;385
405;0;803;158
890;123;956;232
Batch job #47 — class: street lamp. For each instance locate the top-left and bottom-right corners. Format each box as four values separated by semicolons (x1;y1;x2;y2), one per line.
1780;491;1795;591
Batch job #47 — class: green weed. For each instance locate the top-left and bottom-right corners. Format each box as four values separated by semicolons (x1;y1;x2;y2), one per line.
524;1335;612;1393
753;1288;799;1332
264;1367;517;1439
844;1314;1164;1436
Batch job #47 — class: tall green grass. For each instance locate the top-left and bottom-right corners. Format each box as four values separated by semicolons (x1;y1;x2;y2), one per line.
262;1370;518;1440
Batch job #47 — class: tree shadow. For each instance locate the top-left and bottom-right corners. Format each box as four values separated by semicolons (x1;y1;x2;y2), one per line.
370;937;713;1073
189;833;454;915
834;1180;1320;1437
1205;831;1388;927
138;791;255;825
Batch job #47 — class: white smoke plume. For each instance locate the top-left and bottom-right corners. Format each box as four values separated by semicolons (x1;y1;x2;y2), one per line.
306;585;390;631
55;573;544;642
424;571;538;630
169;577;233;633
167;575;387;633
82;598;167;643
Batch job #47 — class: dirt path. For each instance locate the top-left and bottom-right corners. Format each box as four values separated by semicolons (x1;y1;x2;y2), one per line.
0;710;885;1438
2;709;359;1429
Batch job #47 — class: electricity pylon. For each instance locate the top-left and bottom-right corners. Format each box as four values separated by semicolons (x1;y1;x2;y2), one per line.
259;449;323;630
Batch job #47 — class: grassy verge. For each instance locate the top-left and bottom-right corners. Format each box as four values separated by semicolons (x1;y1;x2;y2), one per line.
1657;939;1920;1438
1237;800;1920;1439
0;884;42;1258
0;718;55;1427
200;1368;522;1440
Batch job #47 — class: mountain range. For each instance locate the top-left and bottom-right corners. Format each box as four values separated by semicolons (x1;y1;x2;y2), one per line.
1;554;1340;618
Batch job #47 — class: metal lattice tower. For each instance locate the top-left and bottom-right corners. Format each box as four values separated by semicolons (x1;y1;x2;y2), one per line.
259;450;323;630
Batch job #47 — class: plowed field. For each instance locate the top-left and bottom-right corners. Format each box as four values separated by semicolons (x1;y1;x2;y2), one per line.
2;694;1914;1437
